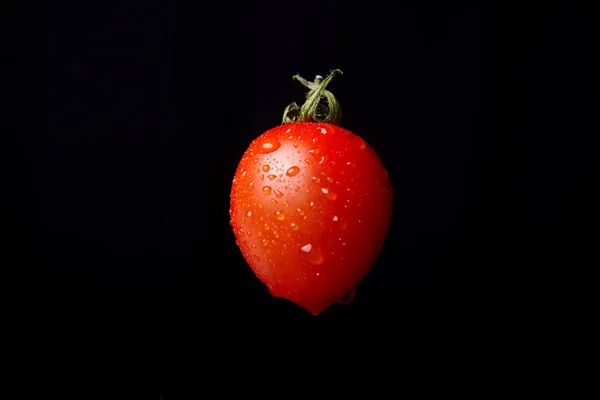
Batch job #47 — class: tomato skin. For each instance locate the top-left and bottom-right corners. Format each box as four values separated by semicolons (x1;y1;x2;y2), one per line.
230;122;393;315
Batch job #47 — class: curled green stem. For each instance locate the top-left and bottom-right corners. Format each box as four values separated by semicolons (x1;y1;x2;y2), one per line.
282;69;343;125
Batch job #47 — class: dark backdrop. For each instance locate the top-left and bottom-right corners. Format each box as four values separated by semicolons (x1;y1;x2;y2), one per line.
30;0;598;391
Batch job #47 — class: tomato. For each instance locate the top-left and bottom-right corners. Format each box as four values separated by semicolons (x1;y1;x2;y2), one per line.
229;71;393;315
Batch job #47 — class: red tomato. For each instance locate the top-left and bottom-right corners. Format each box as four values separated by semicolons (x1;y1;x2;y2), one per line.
230;122;393;315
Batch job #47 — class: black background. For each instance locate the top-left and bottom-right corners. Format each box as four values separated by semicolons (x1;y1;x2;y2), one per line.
17;0;599;393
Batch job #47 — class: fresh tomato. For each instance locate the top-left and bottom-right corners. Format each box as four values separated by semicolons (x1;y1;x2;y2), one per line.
229;71;393;315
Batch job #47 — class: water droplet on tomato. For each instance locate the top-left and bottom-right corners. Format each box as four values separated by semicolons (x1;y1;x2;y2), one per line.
300;244;324;265
320;127;327;134
247;211;252;217
283;201;289;207
321;188;337;200
305;158;312;164
332;215;339;221
312;176;321;183
267;174;276;181
275;210;285;220
262;165;270;172
337;288;356;305
308;148;320;156
264;224;270;230
286;166;300;177
249;181;254;187
271;199;278;204
259;138;281;154
258;203;263;209
274;189;283;198
290;223;299;231
356;137;366;150
241;171;247;176
295;186;301;192
261;238;268;246
309;201;315;208
253;158;259;163
262;186;272;195
297;208;305;216
260;174;264;181
318;155;327;165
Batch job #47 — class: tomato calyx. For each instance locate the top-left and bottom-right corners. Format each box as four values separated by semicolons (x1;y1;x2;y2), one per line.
282;69;343;125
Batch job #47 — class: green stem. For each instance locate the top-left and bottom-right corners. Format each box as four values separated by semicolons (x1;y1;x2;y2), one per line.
282;69;343;125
